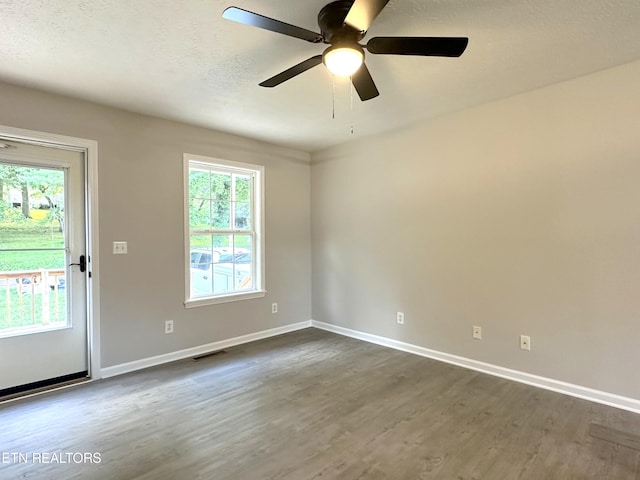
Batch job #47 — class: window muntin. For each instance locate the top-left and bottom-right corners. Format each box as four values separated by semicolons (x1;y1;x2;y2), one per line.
185;155;264;306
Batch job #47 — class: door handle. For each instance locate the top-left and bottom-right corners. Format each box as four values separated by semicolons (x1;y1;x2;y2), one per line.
70;255;86;273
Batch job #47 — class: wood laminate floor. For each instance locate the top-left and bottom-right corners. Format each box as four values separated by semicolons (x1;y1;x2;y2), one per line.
1;328;639;479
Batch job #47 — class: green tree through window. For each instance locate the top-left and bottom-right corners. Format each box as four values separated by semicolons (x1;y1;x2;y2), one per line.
184;155;264;306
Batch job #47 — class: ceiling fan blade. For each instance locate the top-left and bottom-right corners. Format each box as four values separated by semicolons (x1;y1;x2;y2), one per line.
222;7;323;43
344;0;390;33
351;63;379;101
367;37;469;57
259;55;324;88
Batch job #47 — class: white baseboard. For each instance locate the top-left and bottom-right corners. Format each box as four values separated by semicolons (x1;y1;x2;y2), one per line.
99;318;640;415
100;321;312;379
311;320;640;415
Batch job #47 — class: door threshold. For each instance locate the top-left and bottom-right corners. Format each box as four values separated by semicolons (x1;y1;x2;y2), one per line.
0;371;89;403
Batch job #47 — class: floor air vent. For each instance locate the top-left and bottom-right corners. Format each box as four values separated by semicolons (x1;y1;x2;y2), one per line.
192;350;227;361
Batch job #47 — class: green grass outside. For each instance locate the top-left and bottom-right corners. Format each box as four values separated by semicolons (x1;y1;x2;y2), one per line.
190;234;252;250
0;220;65;271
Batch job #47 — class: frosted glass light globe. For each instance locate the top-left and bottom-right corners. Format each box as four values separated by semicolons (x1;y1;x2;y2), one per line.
324;47;364;76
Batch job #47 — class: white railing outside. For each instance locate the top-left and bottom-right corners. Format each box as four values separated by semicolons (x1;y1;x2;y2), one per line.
0;269;66;334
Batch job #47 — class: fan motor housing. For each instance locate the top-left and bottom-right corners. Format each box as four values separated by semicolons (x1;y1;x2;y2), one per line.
318;0;365;44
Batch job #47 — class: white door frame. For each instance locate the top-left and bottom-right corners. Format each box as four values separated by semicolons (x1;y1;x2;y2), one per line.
0;124;101;380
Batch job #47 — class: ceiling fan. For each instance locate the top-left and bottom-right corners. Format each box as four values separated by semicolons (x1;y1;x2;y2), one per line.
222;0;469;101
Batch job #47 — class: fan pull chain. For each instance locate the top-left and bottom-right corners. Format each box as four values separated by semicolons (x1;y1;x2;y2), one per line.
331;75;336;120
350;77;354;135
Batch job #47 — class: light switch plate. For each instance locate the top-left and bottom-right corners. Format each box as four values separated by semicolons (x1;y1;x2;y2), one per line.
113;241;128;254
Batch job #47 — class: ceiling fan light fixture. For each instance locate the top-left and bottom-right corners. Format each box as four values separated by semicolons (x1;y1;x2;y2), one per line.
222;1;468;101
323;45;364;76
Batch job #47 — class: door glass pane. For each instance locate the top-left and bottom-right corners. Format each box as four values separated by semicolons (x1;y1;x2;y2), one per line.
0;163;67;336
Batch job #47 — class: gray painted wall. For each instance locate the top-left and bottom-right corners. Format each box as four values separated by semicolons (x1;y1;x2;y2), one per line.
2;58;639;402
311;60;640;400
0;81;312;368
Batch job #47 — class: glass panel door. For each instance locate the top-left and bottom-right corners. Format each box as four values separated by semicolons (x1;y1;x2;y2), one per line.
0;141;87;393
0;164;67;336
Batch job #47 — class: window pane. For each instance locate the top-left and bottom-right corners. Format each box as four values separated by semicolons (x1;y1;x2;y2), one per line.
191;266;213;297
190;235;213;297
212;201;231;229
235;175;250;202
190;234;212;250
186;157;262;303
234;202;250;230
189;168;210;199
213;233;234;294
234;235;253;290
213;262;234;295
234;234;251;253
190;235;212;265
189;198;210;230
212;234;231;248
211;173;231;202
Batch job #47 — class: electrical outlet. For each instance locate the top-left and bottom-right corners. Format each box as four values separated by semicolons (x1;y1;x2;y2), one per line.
165;320;174;334
473;325;482;340
520;335;531;351
396;312;405;325
272;303;278;314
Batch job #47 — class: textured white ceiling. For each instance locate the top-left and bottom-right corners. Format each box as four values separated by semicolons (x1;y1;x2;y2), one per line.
1;0;639;152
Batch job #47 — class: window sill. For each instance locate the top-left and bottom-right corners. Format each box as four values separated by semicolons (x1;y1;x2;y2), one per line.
184;290;266;308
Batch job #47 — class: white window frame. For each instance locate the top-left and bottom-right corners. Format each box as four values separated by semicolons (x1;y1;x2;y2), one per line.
183;153;265;307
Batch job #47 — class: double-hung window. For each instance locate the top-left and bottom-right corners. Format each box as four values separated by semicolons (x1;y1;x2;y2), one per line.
184;154;264;306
